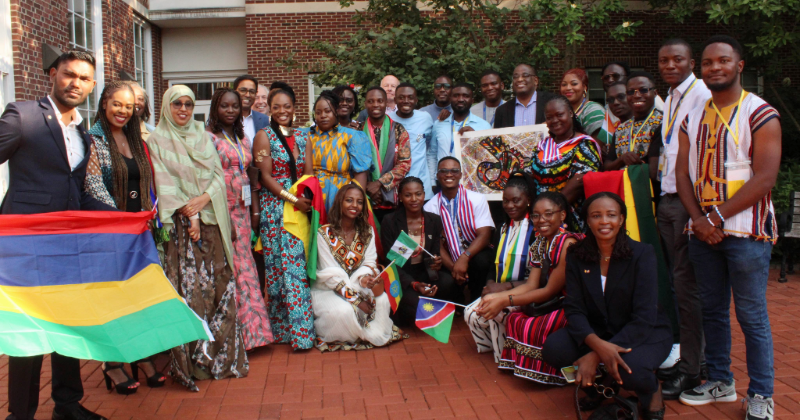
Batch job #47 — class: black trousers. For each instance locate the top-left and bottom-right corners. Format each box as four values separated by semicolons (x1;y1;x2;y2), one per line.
542;328;671;399
393;262;459;326
464;247;495;303
7;354;83;420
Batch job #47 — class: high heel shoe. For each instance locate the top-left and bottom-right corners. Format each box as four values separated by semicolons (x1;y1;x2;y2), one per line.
131;358;166;388
102;363;139;395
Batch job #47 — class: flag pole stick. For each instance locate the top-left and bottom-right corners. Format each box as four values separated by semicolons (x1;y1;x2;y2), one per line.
376;259;396;278
420;296;468;308
418;247;435;258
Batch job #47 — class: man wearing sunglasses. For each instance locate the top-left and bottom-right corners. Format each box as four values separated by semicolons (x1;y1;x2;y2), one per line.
598;61;665;145
493;63;556;129
420;75;454;123
604;71;664;185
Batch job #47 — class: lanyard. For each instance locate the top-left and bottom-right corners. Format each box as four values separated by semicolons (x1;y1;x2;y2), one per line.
710;89;746;150
628;108;656;152
450;115;469;154
222;131;245;173
483;100;503;126
664;78;697;144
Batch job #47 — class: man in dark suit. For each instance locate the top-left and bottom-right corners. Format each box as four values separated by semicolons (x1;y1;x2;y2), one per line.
234;74;270;148
0;51;113;420
493;63;556;128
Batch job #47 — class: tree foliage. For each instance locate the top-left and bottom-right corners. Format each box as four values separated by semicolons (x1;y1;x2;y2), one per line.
286;0;640;104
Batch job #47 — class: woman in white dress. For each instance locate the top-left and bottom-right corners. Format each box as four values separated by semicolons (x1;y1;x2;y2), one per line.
312;183;405;351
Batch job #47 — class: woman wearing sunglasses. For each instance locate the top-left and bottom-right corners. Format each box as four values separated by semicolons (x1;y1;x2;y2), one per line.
149;85;249;391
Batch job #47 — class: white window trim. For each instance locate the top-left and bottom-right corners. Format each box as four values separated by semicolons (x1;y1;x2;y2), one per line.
144;25;154;124
68;0;104;125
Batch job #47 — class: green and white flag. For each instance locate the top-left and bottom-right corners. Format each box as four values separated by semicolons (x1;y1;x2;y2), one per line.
386;231;418;267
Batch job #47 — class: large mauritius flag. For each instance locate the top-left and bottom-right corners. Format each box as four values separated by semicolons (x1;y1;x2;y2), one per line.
0;210;211;362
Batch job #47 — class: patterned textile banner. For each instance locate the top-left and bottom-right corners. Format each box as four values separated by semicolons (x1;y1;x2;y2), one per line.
456;124;549;201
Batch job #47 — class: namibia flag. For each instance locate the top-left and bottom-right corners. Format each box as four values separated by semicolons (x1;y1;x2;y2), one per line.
0;210;212;362
415;297;455;343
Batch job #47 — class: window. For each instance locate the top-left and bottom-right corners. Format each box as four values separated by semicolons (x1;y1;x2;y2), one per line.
68;0;101;128
169;80;233;123
133;20;152;120
308;74;333;119
742;69;763;96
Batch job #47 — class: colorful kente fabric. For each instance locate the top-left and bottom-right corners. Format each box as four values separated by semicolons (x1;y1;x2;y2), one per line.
613;109;663;160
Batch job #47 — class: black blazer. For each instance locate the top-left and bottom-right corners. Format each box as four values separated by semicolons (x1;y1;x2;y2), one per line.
493;91;557;129
0;98;114;214
380;209;443;288
563;237;672;350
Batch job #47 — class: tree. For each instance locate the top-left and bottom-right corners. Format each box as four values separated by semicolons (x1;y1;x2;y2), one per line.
288;0;641;104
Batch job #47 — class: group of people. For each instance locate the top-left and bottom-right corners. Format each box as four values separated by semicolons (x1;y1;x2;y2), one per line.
0;32;780;420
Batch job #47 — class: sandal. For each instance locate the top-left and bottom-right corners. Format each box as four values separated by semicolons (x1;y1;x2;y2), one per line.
131;358;167;388
102;363;139;395
643;405;666;420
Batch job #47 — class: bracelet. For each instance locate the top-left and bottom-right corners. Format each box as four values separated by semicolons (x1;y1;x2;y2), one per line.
706;213;716;227
508;295;514;306
252;213;259;216
279;189;298;204
411;281;420;290
714;206;725;224
463;250;472;259
189;214;199;221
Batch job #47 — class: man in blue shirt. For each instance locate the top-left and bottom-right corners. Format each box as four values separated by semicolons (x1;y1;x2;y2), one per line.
389;83;435;200
428;83;492;188
420;75;454;123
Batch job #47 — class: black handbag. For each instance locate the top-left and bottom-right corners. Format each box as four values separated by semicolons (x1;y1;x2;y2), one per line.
521;256;564;317
572;384;640;420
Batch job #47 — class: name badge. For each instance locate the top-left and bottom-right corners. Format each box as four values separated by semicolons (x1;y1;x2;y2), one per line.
657;147;666;182
725;160;752;198
416;134;424;143
242;187;252;206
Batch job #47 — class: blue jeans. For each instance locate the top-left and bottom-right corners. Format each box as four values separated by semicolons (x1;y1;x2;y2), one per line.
688;236;774;397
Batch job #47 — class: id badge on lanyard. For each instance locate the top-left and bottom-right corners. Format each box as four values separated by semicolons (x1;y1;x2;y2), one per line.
657;146;666;182
714;91;751;198
242;187;252;206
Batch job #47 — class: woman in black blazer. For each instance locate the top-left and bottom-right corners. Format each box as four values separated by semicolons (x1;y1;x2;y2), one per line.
380;177;457;326
542;192;672;420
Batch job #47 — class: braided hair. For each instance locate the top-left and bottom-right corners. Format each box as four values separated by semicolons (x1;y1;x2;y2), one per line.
545;95;586;135
206;88;245;140
268;88;298;184
313;90;340;124
93;80;153;211
332;85;359;120
503;172;536;223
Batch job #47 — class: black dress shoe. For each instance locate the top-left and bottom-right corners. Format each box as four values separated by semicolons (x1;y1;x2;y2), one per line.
52;405;108;420
656;360;681;381
661;372;702;400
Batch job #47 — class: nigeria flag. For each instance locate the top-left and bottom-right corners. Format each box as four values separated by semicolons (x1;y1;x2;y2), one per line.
386;231;418;267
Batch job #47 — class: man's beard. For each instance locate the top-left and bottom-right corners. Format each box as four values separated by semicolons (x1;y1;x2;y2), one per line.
706;72;739;92
55;88;85;108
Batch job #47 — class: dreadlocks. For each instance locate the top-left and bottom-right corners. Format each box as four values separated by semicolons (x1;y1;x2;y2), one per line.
206;88;245;140
93;80;153;211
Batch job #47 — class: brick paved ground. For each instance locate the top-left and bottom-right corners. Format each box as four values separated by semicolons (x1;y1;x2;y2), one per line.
2;269;799;420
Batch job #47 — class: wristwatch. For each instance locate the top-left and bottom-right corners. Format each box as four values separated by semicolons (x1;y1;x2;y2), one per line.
463;250;472;259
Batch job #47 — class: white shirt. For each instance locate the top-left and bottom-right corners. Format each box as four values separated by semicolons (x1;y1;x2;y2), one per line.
48;96;85;171
242;112;256;147
423;189;495;254
659;74;711;194
601;275;607;294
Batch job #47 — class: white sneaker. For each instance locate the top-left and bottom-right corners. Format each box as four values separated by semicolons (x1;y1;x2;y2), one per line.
660;343;681;369
745;394;774;420
679;380;737;406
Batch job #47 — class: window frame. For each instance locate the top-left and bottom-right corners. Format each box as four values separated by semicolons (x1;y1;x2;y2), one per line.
133;18;154;124
67;0;104;129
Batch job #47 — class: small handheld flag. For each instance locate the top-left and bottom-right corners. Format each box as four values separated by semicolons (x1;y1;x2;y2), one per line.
380;262;402;314
386;231;419;267
415;297;456;343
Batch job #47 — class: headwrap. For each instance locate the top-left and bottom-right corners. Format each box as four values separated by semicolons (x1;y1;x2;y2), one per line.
147;85;233;263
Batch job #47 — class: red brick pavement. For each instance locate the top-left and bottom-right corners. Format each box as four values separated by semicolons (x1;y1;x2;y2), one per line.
2;270;800;420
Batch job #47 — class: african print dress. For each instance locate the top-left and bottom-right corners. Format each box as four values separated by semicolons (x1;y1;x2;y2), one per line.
611;109;664;160
210;132;273;350
464;217;535;363
527;136;602;231
499;231;582;385
256;126;316;350
309;125;372;212
311;225;404;351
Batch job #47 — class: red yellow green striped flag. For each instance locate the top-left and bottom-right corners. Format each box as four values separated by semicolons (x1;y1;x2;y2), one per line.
380;263;402;313
283;175;327;284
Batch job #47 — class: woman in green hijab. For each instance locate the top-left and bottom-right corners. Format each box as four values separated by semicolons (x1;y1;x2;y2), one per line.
148;85;248;391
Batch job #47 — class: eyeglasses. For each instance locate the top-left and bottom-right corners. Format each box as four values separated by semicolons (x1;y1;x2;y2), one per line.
601;73;622;82
434;83;452;90
171;100;195;110
512;73;535;80
626;87;655;96
437;168;461;175
531;211;557;221
606;93;627;104
237;88;257;96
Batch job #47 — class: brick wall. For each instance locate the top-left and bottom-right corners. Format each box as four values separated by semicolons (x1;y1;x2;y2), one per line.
10;0;70;101
102;0;136;83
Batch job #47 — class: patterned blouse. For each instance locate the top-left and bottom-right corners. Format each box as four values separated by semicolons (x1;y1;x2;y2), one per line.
577;100;606;137
611;109;664;160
